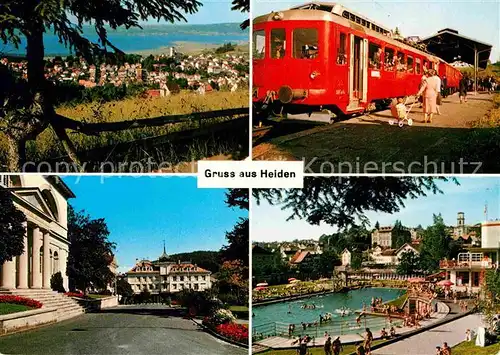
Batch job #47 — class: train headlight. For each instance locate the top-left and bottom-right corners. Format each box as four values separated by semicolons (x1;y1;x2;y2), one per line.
310;71;320;80
272;12;284;20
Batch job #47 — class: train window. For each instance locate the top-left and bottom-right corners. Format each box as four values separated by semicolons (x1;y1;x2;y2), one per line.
337;32;347;65
396;52;406;71
416;58;421;74
253;30;265;59
407;56;414;73
293;28;319;59
384;48;394;71
369;43;382;70
423;60;428;72
270;28;286;59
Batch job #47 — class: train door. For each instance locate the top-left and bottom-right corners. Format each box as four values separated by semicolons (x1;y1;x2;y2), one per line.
348;34;368;110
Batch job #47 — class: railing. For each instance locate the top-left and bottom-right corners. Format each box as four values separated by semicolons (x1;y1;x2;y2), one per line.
439;260;494;269
252;317;404;342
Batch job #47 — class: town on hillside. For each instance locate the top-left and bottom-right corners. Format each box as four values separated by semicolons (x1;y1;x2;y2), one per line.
1;43;249;98
252;211;489;290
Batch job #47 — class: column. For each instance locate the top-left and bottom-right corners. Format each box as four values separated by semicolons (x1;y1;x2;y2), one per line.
42;232;51;289
1;258;17;289
32;227;42;288
18;223;29;288
61;250;69;291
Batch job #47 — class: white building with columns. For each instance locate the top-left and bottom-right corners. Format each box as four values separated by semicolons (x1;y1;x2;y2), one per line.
0;175;75;291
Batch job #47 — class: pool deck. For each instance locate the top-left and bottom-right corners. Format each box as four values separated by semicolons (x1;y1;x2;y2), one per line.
253;301;450;351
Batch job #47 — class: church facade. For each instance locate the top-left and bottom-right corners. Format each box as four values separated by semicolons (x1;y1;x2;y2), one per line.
0;175;75;291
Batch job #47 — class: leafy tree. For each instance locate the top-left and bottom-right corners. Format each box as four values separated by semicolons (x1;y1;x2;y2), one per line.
254;177;452;229
316;249;339;277
392;220;411;249
225;189;249;211
168;251;221;273
252;248;290;285
0;186;26;264
351;252;363;270
116;278;134;297
397;251;421;276
221;188;249;266
0;0;202;170
216;260;248;305
67;206;115;293
419;214;453;273
221;217;248;266
50;271;66;293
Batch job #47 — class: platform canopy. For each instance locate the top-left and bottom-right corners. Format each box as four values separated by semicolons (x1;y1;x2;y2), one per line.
420;28;492;69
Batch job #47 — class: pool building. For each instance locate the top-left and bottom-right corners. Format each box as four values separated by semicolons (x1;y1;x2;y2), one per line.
440;220;500;293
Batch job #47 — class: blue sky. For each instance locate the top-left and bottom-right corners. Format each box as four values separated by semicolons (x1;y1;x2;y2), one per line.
252;0;499;62
62;176;247;273
252;177;500;242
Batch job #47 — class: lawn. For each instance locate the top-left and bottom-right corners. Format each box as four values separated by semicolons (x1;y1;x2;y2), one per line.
0;90;248;167
87;294;110;299
229;305;249;320
260;339;386;355
452;339;500;355
0;303;33;315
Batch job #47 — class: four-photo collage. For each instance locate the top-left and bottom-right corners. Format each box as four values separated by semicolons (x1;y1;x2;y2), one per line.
0;0;499;354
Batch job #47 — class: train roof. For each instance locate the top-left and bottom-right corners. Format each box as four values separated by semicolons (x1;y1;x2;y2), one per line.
254;5;444;64
290;2;391;34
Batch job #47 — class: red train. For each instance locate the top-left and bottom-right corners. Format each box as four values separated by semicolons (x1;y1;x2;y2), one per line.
252;3;462;117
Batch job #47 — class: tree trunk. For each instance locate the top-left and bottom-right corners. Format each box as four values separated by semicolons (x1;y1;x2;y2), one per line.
26;26;46;92
50;123;84;172
6;135;25;172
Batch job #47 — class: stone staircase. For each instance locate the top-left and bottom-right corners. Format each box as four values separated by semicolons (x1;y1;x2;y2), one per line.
0;289;85;322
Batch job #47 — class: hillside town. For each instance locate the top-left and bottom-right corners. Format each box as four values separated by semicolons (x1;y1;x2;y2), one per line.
1;45;249;95
253;211;484;282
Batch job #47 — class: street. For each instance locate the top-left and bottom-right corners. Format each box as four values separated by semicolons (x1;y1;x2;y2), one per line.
0;305;246;355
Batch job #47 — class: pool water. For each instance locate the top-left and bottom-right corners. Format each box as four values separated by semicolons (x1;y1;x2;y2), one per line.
253;288;405;337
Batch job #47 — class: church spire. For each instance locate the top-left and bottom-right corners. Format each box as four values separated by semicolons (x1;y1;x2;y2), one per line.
159;240;169;262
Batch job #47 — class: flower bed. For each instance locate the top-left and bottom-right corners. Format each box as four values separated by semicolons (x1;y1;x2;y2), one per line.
201;308;248;345
0;295;42;309
64;292;85;298
215;323;248;343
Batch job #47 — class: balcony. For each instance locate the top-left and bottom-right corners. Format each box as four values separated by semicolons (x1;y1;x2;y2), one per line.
439;260;494;269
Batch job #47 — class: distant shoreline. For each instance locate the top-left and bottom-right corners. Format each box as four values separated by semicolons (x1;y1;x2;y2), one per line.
134;40;249;56
1;40;249;59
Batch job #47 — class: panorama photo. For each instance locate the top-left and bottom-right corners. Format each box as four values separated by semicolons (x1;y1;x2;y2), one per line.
0;0;249;173
252;1;499;174
252;177;500;354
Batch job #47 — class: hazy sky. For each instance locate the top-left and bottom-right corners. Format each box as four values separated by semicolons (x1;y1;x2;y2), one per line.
252;0;499;62
252;177;500;242
62;176;247;273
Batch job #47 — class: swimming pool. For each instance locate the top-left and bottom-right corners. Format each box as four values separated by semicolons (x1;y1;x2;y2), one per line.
253;287;405;338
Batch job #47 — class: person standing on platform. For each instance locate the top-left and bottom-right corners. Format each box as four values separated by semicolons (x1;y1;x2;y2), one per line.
459;75;468;103
416;68;440;123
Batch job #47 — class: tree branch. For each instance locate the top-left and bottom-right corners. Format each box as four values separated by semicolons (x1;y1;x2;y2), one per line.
52;107;248;135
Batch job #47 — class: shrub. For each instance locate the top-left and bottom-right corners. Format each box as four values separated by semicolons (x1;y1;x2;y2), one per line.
215;323;248;343
207;308;235;326
50;272;66;293
0;295;42;309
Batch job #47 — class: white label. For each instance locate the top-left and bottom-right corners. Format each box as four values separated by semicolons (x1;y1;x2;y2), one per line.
371;70;380;78
197;161;304;188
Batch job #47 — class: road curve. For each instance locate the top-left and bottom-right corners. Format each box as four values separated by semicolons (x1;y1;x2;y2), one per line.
0;305;247;355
